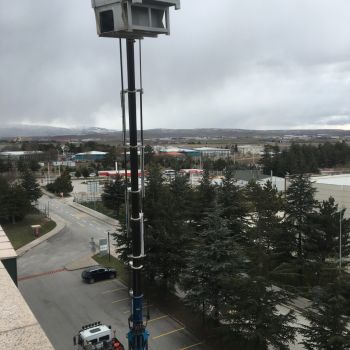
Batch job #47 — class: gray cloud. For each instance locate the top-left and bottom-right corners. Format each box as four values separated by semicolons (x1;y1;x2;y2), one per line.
1;0;350;130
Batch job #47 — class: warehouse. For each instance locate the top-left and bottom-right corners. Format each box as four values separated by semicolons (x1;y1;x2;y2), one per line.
73;151;107;162
312;174;350;218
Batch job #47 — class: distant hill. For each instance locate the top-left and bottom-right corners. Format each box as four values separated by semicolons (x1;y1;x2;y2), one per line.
0;124;117;138
1;124;350;141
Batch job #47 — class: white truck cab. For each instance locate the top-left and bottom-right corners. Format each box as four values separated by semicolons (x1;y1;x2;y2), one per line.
74;322;124;350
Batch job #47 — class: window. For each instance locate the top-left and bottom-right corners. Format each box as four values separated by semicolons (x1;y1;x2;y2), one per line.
151;9;165;28
131;6;149;27
100;10;114;33
99;335;110;342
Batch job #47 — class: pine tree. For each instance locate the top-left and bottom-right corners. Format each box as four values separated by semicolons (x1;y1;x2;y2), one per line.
222;276;296;350
181;211;246;323
47;171;73;196
193;165;216;226
246;180;284;271
285;174;317;261
6;184;31;223
102;175;125;217
142;164;169;283
301;278;350;350
0;176;10;222
217;167;248;241
304;197;350;264
21;169;42;203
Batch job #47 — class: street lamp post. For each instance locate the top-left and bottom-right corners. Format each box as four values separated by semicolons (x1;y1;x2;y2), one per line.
108;231;111;262
340;209;343;271
91;2;180;349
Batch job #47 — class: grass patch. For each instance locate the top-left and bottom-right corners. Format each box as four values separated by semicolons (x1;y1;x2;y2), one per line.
80;202;116;219
2;209;56;250
92;254;129;285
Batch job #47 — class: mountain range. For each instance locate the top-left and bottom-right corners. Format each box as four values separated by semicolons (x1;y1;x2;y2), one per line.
1;124;350;140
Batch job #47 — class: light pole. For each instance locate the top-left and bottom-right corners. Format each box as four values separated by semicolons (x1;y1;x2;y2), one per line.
57;149;61;177
339;209;343;271
91;2;180;349
108;231;111;262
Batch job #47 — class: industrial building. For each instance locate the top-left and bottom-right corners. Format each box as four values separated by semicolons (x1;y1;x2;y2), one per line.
195;147;230;158
0;151;44;161
158;146;230;159
72;151;107;162
312;174;350;218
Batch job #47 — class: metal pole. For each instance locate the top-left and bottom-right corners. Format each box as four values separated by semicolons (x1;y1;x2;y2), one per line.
108;231;111;262
126;38;148;350
340;210;342;270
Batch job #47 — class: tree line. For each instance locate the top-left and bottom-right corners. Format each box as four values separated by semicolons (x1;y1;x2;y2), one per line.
107;166;350;349
261;142;350;177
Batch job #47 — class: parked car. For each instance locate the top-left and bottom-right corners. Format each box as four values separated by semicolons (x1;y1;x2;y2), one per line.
81;266;117;284
89;173;96;177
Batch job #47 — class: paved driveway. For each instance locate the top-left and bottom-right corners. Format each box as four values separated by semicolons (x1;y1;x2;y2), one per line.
18;195;207;350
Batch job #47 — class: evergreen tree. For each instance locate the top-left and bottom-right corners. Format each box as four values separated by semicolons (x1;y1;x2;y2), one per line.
6;184;31;224
246;180;284;271
217;167;248;241
181;211;246;323
29;159;41;172
20;169;42;203
0;176;10;222
144;145;155;166
113;203;132;265
102;175;125;217
305;197;350;264
285;174;317;261
301;279;350;350
0;158;10;173
222;276;296;350
142;164;169;282
47;171;73;196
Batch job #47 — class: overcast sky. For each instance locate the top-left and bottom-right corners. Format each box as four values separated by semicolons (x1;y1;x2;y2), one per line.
1;0;350;130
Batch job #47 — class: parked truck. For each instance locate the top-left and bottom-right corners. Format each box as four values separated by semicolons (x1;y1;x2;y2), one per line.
73;322;124;350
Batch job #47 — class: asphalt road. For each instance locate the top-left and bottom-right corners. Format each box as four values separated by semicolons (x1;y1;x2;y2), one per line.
18;195;207;350
19;195;114;276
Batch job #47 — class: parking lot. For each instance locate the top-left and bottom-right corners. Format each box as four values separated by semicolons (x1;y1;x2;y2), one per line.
19;268;206;350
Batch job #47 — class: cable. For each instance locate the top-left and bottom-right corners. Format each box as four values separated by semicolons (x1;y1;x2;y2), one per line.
139;39;145;203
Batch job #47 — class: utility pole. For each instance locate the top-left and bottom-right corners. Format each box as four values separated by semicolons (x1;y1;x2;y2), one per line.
91;2;180;349
340;209;343;271
126;38;147;349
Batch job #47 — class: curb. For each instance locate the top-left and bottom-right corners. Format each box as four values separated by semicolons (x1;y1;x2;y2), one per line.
16;213;66;257
67;201;119;227
64;254;99;271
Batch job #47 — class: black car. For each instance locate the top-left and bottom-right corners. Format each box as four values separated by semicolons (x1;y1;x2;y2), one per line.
81;265;117;283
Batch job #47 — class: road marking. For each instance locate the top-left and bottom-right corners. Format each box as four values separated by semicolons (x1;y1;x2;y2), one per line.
148;315;169;323
112;297;129;304
18;268;66;281
152;327;185;340
102;287;126;294
178;342;203;350
123;304;153;314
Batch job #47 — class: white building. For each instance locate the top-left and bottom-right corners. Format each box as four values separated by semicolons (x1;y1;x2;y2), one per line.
258;176;286;193
312;174;350;218
195;147;230;158
237;144;264;155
